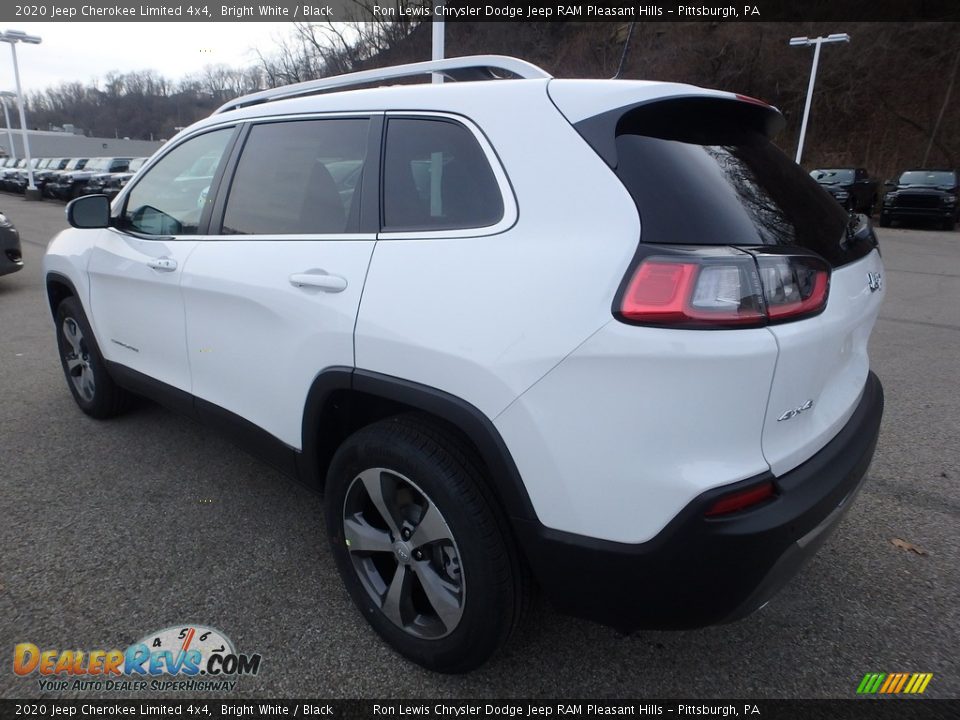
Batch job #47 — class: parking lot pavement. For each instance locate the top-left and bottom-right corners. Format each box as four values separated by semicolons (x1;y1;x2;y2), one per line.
0;195;957;699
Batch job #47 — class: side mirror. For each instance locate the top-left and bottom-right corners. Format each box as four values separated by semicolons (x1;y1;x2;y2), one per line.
66;194;111;229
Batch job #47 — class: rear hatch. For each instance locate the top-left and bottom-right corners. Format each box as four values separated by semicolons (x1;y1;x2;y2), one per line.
550;84;885;475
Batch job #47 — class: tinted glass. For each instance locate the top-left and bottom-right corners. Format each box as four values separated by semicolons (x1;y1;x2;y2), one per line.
221;119;368;235
382;118;503;231
898;170;957;187
123;128;232;236
614;131;869;266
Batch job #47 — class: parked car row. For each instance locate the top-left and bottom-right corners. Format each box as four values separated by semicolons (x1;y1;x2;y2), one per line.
810;166;959;229
0;156;148;201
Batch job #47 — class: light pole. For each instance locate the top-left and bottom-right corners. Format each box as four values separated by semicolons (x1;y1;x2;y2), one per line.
0;91;16;161
789;33;850;165
0;29;42;199
432;4;445;84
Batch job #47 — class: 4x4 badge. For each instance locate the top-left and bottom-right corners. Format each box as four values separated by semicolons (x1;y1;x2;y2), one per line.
868;271;883;292
777;399;814;422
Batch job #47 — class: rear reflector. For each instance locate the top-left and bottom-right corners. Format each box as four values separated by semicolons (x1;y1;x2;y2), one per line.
618;252;830;328
705;480;776;517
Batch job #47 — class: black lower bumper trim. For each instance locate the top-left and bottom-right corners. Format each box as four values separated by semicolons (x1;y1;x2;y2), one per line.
513;371;884;631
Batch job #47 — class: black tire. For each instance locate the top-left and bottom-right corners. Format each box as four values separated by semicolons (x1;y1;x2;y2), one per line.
943;216;957;232
55;296;130;418
879;214;891;228
325;415;529;673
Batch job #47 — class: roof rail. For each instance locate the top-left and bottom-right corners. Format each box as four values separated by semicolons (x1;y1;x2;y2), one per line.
214;55;552;114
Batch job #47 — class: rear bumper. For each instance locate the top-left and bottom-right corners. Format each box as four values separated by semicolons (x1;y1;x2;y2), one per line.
514;371;884;631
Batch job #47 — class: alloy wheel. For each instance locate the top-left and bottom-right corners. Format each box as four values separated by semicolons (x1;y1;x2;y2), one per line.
61;317;95;402
342;467;465;639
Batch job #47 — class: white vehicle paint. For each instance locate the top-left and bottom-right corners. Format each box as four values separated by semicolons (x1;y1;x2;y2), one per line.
42;56;886;671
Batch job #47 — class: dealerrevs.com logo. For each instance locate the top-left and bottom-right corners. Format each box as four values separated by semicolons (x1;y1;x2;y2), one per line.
13;625;262;692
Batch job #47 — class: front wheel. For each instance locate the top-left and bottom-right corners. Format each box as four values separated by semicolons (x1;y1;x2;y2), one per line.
325;416;528;673
55;296;130;418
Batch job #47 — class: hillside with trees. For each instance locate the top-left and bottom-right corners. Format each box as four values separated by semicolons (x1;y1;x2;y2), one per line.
23;20;959;180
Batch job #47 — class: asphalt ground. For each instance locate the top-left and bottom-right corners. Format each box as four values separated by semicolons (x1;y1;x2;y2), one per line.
0;195;957;700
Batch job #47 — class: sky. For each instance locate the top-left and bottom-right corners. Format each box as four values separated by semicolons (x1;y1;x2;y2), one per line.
0;23;299;94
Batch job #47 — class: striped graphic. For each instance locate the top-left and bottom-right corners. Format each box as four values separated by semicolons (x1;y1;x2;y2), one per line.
857;672;933;694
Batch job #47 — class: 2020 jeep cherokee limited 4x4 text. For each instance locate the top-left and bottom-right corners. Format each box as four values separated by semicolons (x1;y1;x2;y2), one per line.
43;56;885;673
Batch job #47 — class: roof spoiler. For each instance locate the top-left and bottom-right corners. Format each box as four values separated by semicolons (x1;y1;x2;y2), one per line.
573;95;786;168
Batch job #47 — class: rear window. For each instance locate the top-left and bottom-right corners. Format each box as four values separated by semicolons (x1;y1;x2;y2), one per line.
594;99;873;267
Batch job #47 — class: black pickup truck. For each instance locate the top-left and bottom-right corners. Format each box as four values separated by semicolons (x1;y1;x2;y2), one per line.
880;169;959;230
809;168;879;215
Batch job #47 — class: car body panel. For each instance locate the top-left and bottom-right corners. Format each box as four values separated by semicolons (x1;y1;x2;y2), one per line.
180;238;376;448
86;229;199;393
760;249;885;475
495;321;779;543
355;91;640;421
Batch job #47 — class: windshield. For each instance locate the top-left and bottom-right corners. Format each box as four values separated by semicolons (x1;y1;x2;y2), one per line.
85;158;109;172
129;157;147;172
897;170;956;187
810;169;856;183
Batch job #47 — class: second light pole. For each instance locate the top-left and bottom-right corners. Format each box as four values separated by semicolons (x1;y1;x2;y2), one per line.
0;91;17;161
790;32;850;165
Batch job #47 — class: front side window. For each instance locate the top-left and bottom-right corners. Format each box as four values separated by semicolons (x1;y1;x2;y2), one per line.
220;118;369;235
382;118;504;231
122;128;233;236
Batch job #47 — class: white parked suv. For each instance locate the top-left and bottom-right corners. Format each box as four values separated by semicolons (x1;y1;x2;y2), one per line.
43;56;885;673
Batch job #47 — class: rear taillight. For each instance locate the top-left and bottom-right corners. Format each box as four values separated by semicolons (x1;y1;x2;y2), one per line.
705;480;777;517
756;255;830;321
618;251;829;328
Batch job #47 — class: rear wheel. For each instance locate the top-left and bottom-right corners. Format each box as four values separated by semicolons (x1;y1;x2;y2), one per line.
55;296;130;418
325;416;528;673
943;216;957;231
879;214;891;227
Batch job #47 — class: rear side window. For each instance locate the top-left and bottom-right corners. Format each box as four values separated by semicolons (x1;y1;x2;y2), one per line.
382;118;503;231
221;118;369;235
595;99;872;267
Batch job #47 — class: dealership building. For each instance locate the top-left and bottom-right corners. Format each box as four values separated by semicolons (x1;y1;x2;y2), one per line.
0;128;162;160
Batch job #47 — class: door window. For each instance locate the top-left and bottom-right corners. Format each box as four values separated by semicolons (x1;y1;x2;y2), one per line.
121;128;233;236
220;118;369;235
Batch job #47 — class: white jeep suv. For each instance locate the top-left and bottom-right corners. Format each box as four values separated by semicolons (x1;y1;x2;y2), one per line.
43;56;885;673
